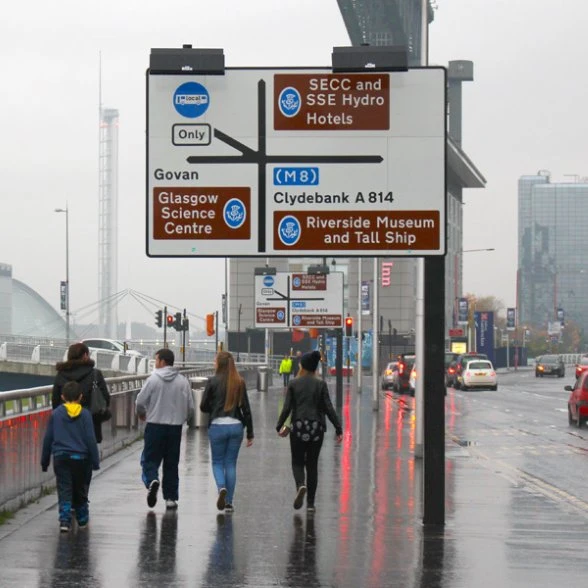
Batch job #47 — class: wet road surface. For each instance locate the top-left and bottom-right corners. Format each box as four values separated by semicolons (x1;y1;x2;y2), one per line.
1;374;588;587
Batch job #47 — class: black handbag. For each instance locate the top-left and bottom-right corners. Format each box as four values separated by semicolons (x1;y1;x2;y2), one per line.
89;371;111;421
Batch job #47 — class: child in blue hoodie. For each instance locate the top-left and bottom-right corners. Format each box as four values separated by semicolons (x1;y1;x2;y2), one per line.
41;381;100;532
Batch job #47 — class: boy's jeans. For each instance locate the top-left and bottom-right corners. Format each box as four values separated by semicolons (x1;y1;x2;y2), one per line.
54;456;92;525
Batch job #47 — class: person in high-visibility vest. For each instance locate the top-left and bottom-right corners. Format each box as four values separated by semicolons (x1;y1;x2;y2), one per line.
279;355;293;387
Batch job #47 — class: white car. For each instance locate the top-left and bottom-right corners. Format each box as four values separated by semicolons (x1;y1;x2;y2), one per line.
82;338;143;359
461;359;497;391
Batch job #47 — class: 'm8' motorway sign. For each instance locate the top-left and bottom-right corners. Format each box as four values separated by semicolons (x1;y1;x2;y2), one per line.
147;67;446;257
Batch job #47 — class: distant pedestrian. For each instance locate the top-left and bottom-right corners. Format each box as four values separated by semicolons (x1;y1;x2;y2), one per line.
291;350;303;377
135;348;194;510
276;350;343;512
42;381;100;532
279;354;293;387
52;343;110;444
200;351;254;512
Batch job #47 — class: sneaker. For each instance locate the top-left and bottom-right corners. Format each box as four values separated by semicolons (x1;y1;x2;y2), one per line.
77;519;89;528
307;505;316;513
293;485;307;510
59;523;71;533
216;488;227;511
147;479;160;508
165;500;178;510
225;504;234;513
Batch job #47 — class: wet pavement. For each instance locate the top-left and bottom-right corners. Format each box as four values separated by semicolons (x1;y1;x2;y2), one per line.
1;376;588;587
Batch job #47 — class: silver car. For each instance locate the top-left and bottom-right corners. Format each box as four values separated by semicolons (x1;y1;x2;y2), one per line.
381;361;399;390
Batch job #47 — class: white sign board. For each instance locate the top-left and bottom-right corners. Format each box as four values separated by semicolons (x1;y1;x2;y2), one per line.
147;67;446;257
254;272;344;328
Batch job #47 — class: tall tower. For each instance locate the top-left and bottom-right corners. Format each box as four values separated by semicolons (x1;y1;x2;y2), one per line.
98;107;119;338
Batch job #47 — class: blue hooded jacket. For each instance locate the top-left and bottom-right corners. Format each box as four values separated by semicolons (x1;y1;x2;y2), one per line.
41;403;100;471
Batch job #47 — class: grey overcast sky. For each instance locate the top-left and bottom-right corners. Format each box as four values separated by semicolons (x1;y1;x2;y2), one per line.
2;0;587;331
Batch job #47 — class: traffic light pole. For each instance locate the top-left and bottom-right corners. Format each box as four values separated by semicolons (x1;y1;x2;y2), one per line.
182;308;187;363
163;305;168;348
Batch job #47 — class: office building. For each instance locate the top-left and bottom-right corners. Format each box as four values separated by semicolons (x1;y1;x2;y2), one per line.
518;172;588;335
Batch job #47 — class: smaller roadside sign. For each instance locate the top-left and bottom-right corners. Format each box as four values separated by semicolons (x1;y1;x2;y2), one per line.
254;272;343;328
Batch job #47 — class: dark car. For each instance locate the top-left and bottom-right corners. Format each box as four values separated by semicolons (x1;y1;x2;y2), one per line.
535;354;565;377
393;354;416;393
566;372;588;428
448;352;489;389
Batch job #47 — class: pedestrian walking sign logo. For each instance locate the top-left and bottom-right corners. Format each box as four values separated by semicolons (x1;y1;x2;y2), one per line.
173;82;209;118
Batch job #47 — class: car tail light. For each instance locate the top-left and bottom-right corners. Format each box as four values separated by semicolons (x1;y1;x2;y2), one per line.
490;371;496;377
385;369;392;376
399;363;405;375
465;371;470;378
448;367;455;374
538;365;544;371
411;368;417;379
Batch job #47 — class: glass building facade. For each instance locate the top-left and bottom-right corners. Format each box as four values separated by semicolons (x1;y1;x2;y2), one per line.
518;173;588;335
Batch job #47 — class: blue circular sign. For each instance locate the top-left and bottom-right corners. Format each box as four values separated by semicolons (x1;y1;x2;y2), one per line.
277;310;285;321
293;315;301;326
278;87;301;118
277;215;301;246
293;277;301;288
263;276;274;287
173;82;210;118
223;198;246;229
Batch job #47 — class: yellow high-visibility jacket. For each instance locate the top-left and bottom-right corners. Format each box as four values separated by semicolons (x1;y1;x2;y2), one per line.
279;357;293;374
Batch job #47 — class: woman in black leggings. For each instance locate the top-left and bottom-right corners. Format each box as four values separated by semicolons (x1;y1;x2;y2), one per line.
276;351;343;512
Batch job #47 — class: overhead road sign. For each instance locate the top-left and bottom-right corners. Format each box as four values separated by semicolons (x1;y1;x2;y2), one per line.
147;50;446;257
254;272;344;329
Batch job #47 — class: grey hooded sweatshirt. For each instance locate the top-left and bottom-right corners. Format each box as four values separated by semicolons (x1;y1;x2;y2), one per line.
135;366;195;425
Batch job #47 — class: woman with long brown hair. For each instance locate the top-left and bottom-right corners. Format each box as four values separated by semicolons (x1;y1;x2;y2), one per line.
200;351;254;512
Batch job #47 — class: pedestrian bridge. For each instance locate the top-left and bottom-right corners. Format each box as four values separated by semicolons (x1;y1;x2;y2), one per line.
1;374;587;587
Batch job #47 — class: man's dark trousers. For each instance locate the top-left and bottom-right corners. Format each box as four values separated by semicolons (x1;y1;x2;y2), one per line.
141;423;183;501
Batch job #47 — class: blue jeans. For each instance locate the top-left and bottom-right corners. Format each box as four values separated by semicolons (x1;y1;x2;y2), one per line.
208;423;244;504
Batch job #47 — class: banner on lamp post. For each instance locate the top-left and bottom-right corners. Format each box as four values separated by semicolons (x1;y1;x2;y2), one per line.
557;308;565;326
60;281;67;311
361;281;371;315
474;310;495;363
457;297;469;325
506;307;516;331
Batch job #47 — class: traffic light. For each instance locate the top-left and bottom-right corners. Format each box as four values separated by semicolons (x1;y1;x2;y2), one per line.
206;313;215;337
173;312;182;331
155;310;163;328
345;316;353;337
166;314;175;328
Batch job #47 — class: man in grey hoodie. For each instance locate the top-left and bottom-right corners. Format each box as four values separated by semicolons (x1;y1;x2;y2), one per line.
136;348;194;510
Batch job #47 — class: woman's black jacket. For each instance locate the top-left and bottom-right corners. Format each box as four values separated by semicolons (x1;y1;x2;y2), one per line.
51;358;110;443
276;374;342;436
200;375;254;440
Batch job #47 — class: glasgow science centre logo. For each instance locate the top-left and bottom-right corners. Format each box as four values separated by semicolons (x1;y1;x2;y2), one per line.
173;82;210;118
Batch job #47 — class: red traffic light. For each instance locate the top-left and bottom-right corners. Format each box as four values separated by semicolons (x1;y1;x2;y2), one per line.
345;316;353;336
166;314;174;326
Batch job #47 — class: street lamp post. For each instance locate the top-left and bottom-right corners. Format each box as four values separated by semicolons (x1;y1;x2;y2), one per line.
55;205;70;345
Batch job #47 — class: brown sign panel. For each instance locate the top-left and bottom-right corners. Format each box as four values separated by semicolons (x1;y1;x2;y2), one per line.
273;211;440;251
256;307;286;324
291;274;327;291
274;74;389;131
293;314;342;328
153;187;250;240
